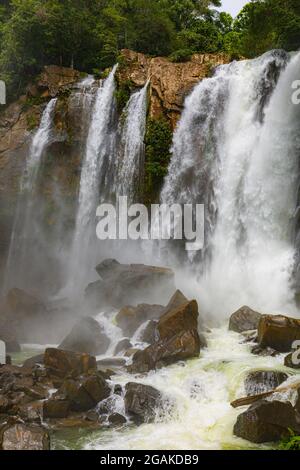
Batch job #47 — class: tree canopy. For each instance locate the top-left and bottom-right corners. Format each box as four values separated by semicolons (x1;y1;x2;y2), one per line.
0;0;299;99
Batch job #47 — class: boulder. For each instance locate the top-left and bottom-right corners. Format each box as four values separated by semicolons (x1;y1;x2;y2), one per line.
18;401;43;423
284;352;300;369
108;413;127;427
116;304;164;337
229;306;262;333
57;373;110;412
124;382;163;424
233;400;300;443
85;259;175;311
244;370;288;396
257;315;300;352
163;290;188;313
43;398;70;419
59;317;110;356
23;354;44;368
128;329;201;373
140;320;158;344
0;422;50;450
157;300;199;340
44;348;97;378
114;338;132;355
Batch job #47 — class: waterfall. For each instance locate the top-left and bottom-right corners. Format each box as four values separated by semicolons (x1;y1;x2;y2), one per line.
162;50;300;318
115;81;149;202
3;98;57;294
68;66;118;291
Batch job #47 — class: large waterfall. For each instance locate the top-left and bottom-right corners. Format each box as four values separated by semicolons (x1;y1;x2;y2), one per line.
162;50;300;319
3;98;57;294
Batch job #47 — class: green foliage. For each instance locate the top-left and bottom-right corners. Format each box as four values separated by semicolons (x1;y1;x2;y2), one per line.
115;79;133;113
169;49;193;63
233;1;300;58
279;430;300;450
1;0;299;102
144;117;172;202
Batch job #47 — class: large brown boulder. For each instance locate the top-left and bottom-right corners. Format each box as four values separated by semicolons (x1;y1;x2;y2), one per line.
124;382;163;425
233;400;300;443
258;315;300;352
44;348;97;378
128;329;201;373
244;370;288;396
116;304;164;337
229;306;262;333
0;422;50;450
56;372;110;412
59;317;110;356
157;300;199;341
162;290;188;313
85;259;175;311
43;398;70;419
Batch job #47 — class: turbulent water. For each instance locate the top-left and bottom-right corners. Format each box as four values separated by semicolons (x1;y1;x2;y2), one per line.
115;81;149;202
3;98;57;294
162;50;300;320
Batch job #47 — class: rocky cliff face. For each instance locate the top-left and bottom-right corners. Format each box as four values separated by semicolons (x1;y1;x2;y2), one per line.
117;49;230;129
0;50;231;285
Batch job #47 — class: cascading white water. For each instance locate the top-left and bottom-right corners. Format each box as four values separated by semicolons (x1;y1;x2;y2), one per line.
68;66;118;291
115;82;149;201
162;50;300;319
3;98;57;293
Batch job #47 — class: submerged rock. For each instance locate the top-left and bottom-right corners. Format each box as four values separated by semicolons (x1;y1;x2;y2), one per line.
233;400;300;443
258;314;300;352
244;370;288;396
0;421;50;450
108;413;127;427
85;259;175;311
59;317;110;356
44;348;97;378
124;382;163;424
229;306;262;333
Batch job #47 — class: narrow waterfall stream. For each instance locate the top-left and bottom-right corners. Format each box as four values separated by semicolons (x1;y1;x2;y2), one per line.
3;98;57;294
115;81;149;201
68;66;118;292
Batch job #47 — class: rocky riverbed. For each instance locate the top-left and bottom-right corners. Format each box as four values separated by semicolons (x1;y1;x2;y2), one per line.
0;260;300;450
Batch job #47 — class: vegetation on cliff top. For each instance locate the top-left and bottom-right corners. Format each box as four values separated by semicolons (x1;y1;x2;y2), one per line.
0;1;299;100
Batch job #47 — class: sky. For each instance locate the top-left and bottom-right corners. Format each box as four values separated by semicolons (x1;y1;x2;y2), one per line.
218;0;249;17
